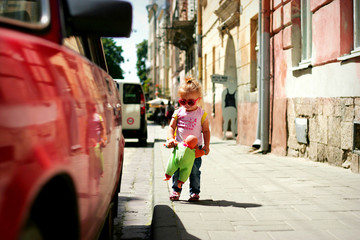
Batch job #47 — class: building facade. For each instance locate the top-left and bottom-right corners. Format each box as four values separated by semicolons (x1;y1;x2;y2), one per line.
274;0;360;172
147;0;171;99
149;0;360;173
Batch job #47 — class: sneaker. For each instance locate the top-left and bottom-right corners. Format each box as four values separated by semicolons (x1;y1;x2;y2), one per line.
188;193;200;202
169;191;180;201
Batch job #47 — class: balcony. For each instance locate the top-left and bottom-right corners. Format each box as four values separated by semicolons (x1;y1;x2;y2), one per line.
215;0;240;32
166;19;195;51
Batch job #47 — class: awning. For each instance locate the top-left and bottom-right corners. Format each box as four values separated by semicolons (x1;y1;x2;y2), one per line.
147;98;169;108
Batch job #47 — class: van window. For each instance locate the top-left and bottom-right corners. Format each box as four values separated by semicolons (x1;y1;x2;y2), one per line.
123;84;141;104
0;0;50;29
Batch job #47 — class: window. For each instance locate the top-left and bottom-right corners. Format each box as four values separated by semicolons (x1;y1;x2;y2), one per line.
337;1;360;61
212;46;216;116
353;0;360;52
0;0;50;29
204;53;207;92
185;47;195;72
250;15;259;92
212;46;216;74
123;84;141;104
300;0;312;65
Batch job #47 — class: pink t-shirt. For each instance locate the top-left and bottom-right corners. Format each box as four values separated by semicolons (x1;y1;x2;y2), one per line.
88;113;104;144
173;107;207;146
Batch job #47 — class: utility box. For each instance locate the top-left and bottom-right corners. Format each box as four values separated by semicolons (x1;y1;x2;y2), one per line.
295;118;308;144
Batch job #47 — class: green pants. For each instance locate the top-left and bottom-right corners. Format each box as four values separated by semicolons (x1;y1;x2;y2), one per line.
165;144;196;183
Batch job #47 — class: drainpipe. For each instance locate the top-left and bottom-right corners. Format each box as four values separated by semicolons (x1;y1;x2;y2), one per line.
260;0;270;152
197;0;202;83
253;0;263;148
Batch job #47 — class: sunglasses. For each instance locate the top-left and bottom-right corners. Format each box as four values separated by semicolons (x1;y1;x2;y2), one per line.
178;97;200;106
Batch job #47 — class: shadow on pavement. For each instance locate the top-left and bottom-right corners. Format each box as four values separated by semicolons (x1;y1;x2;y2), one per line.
151;205;200;240
125;141;154;148
209;141;235;145
118;196;143;201
115;224;151;240
183;200;262;208
115;196;151;240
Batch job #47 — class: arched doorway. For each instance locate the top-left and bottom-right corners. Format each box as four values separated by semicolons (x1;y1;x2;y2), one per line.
222;35;238;139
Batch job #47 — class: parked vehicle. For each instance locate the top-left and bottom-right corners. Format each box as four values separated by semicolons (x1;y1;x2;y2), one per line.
114;80;147;146
0;0;132;239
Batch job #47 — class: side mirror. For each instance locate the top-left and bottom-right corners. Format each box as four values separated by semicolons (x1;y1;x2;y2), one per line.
65;0;132;37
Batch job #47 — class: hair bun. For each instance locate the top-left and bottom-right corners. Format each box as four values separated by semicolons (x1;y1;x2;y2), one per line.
185;76;193;83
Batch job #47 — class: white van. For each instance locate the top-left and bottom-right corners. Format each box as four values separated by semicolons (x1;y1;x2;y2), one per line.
114;80;147;145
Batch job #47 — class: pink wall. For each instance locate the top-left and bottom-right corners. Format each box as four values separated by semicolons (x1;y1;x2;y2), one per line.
271;29;288;155
312;0;353;65
311;0;333;12
238;102;258;146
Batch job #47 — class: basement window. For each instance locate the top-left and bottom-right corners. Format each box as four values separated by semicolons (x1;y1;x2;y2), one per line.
353;121;360;155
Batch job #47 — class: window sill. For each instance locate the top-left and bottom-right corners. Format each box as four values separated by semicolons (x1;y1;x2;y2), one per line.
338;49;360;61
291;60;312;72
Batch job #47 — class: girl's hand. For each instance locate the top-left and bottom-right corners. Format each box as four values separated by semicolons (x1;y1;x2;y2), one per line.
195;148;205;158
165;138;177;148
100;138;107;147
203;145;210;155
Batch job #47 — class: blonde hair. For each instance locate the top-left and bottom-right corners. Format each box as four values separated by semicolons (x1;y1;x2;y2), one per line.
178;76;202;96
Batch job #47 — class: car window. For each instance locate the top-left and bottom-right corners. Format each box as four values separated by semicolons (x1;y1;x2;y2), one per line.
0;0;50;29
123;84;141;104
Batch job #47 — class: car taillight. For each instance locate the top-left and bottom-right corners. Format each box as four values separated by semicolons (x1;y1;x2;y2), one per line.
140;93;145;115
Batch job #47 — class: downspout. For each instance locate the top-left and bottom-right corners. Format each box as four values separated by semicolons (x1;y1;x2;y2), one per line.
253;0;263;148
260;0;270;152
154;10;157;97
197;0;202;83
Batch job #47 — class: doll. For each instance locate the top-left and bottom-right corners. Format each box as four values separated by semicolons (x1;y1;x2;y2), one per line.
164;135;206;189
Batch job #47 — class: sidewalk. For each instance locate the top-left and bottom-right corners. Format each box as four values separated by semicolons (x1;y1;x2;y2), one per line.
152;125;360;240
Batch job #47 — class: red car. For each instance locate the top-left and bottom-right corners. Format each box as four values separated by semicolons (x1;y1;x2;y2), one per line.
0;0;132;239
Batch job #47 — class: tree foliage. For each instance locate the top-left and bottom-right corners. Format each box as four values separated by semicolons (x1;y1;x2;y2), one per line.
136;39;148;84
102;38;124;79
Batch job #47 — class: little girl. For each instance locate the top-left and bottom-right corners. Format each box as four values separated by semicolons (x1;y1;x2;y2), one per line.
166;77;210;201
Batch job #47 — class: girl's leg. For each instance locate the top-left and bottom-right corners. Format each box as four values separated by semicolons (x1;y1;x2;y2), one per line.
170;169;181;201
189;157;202;195
171;169;182;193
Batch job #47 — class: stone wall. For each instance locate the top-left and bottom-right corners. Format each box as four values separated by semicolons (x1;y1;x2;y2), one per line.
287;97;360;172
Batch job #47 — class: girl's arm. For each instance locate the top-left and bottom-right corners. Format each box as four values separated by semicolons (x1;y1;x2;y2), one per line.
167;117;177;148
202;118;210;155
